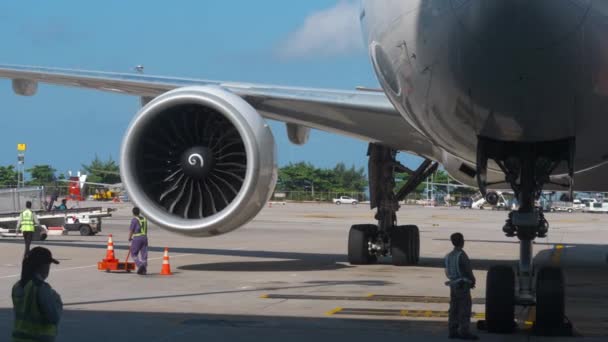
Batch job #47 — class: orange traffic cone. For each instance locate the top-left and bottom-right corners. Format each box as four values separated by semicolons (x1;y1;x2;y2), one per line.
160;247;172;275
103;234;117;262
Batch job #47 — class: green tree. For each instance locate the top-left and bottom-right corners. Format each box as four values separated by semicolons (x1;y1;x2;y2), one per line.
0;165;18;187
331;163;367;193
277;162;368;199
26;165;56;185
81;155;121;184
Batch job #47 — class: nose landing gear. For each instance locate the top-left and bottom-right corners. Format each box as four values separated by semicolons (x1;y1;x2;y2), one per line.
478;137;574;336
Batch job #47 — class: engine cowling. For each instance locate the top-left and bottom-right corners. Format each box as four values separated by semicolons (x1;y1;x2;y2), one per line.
120;86;277;236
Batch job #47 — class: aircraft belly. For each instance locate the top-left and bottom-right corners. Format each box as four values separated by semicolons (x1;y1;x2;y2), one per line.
367;0;608;173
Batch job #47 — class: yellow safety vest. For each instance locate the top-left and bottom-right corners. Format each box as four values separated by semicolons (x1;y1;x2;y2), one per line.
12;280;58;342
133;216;148;237
19;210;35;232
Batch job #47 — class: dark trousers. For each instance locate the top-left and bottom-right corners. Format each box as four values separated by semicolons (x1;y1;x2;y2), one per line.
449;283;472;335
130;236;148;269
23;232;33;256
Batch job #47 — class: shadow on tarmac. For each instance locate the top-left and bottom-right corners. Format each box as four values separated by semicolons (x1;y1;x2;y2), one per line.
62;280;392;307
179;259;352;272
0;309;459;342
0;239;517;272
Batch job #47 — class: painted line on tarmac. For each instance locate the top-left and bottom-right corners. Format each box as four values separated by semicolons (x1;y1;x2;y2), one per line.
551;244;565;266
525;307;536;327
326;307;343;315
327;307;484;319
0;253;192;279
261;293;485;304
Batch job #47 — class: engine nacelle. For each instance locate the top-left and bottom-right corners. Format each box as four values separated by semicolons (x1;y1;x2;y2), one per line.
120;86;277;236
485;191;500;206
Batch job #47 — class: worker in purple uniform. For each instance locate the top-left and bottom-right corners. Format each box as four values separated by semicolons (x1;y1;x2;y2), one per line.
128;207;148;275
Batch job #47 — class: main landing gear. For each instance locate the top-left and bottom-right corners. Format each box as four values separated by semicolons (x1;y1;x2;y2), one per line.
477;137;573;335
348;144;437;266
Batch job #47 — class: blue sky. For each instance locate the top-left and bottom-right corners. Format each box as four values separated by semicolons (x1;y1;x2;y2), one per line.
0;0;420;176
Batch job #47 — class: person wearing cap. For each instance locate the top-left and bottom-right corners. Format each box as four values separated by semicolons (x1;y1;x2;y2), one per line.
445;233;478;340
17;201;40;256
128;207;148;275
12;247;63;342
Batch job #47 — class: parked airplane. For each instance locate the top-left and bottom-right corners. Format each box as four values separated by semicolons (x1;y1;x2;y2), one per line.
1;0;605;334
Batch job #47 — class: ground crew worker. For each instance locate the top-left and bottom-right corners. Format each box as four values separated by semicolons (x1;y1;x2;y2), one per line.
17;201;39;256
445;232;478;340
128;207;148;275
55;199;67;211
12;247;63;342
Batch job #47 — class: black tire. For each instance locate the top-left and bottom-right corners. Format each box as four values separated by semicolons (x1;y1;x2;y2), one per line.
390;225;420;266
79;225;91;236
486;265;515;333
348;224;378;265
352;201;358;205
535;266;565;335
336;201;341;205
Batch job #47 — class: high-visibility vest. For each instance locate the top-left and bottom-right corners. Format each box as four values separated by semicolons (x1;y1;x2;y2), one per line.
12;280;58;342
19;210;35;232
133;216;148;237
444;250;472;286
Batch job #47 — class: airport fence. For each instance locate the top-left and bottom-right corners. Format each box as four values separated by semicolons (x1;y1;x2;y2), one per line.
270;191;468;205
271;191;367;202
0;186;46;213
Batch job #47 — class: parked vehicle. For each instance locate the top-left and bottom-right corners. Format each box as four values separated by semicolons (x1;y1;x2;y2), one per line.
333;196;358;205
459;197;473;209
583;199;608;213
550;201;576;213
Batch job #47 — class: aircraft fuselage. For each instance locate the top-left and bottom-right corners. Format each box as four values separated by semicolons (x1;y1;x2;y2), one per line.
362;0;608;176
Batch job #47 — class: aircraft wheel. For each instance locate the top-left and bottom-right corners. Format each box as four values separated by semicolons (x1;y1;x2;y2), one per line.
348;224;378;265
390;225;419;266
535;266;565;335
486;265;515;333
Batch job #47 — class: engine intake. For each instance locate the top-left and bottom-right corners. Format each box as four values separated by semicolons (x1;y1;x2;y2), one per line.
121;86;276;236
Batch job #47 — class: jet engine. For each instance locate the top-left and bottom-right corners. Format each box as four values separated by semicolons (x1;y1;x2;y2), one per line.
120;86;277;236
485;191;500;206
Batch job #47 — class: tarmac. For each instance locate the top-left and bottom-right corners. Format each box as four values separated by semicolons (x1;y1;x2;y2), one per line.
0;202;607;341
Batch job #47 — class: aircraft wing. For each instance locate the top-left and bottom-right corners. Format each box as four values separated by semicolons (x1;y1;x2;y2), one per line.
0;64;434;156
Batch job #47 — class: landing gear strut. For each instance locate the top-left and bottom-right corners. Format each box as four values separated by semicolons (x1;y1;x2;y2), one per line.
477;137;573;335
347;143;437;266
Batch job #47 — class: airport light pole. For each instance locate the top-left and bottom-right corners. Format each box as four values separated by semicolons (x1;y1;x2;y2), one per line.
17;143;26;188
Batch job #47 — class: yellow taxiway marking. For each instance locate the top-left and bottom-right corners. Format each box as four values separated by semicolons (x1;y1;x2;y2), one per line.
326;307;343;316
332;308;484;319
551;244;565;266
260;293;485;304
473;313;485;319
525;307;536;326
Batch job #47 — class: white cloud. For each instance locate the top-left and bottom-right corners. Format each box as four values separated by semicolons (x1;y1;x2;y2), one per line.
277;1;364;59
